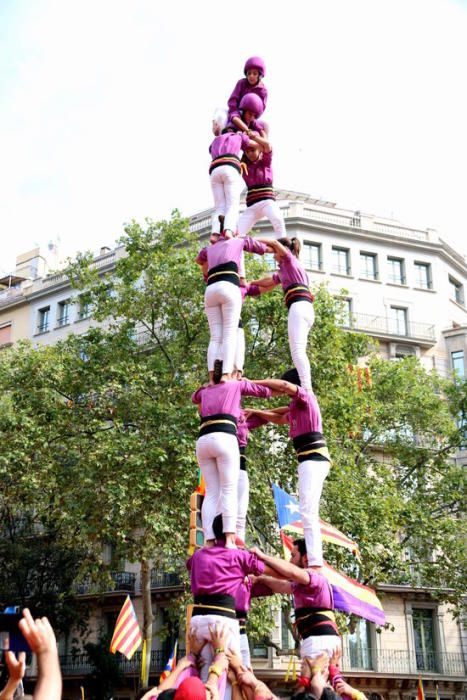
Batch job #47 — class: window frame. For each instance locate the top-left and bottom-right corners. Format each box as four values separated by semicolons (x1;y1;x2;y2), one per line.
388;305;408;336
360;251;378;281
387;256;406;285
303;241;323;271
448;275;464;305
37;306;50;334
57;299;71;327
414;261;432;290
332;246;351;276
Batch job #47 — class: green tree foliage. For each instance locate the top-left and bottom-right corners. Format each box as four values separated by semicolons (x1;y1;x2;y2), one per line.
0;212;465;658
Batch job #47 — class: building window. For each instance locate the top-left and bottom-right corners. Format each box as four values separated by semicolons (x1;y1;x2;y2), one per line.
342;298;353;327
360;252;378;280
412;609;436;672
57;300;71;327
387;257;406;285
451;350;465;378
414;262;432;290
37;307;50;333
0;323;12;347
388;306;408;336
78;296;91;320
347;619;373;670
332;247;351;275
303;242;322;271
449;275;464;305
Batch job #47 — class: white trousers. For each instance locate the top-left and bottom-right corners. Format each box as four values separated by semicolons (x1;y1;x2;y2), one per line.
239;633;252;668
288;301;315;391
190;613;240;699
210;165;243;234
300;634;341;660
196;432;240;538
236;468;249;542
298;459;330;566
234;326;245;373
205;282;242;375
237;199;286;238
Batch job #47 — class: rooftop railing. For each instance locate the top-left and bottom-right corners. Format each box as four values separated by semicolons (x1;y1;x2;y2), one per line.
150;571;183;589
341;648;466;677
75;571;136;595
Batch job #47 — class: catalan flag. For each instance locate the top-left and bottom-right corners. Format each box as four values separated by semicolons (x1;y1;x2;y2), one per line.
418;677;425;700
109;596;142;660
160;641;178;683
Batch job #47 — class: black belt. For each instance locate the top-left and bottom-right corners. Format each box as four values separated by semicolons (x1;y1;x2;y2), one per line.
293;431;330;464
207;261;240;287
239;446;247;471
236;610;248;634
192;594;236;619
209;153;241;175
199;413;237;438
295;607;339;639
284;283;314;309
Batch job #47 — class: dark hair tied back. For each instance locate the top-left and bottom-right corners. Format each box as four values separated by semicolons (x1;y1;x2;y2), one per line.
278;237;301;257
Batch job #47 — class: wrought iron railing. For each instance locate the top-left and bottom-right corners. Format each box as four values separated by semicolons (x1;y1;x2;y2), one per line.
58;649;168;676
75;571;136;595
340;648;466;676
150;571;183;589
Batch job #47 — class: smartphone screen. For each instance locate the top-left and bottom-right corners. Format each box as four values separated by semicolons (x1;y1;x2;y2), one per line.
0;613;31;653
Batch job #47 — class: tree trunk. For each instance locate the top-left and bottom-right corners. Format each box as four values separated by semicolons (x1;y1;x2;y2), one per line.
141;558;153;686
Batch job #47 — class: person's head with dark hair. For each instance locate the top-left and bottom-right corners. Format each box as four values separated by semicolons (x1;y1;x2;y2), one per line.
369;693;384;700
291;538;308;568
290;692;315;700
158;690;176;700
278;236;301;258
212;513;225;542
135;687;155;700
281;368;301;386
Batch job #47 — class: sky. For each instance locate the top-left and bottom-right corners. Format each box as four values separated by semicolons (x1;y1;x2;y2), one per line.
1;0;466;275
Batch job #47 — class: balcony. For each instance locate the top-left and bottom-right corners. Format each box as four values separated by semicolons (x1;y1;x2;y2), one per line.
340;648;465;677
341;312;436;345
75;571;136;596
58;649;167;676
150;571;183;589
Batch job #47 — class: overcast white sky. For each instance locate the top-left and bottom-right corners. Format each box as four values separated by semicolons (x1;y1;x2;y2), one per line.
1;0;466;275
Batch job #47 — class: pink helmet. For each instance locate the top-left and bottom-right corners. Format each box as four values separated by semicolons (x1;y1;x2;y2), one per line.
239;93;264;118
244;56;266;78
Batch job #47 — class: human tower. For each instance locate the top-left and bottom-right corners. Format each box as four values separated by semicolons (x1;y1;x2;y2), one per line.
185;57;340;688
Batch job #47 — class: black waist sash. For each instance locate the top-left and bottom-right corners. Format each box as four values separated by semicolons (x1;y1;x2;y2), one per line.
209;153;241;175
199;413;237;438
284;282;314;309
246;185;275;207
207;260;240;287
192;593;236;619
292;431;331;464
236;610;248;634
239;446;247;471
295;607;339;639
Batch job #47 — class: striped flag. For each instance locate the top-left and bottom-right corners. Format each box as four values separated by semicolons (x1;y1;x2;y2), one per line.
160;641;178;683
109;596;142;660
280;532;385;625
418;678;425;700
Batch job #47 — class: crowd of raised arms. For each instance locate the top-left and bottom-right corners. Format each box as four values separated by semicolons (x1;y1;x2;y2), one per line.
1;57;375;700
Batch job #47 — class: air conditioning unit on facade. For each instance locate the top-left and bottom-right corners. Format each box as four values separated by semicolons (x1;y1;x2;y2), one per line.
389;342;420;359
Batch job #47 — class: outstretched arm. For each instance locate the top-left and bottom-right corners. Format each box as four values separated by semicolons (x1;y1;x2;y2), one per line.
248;275;280;292
255;238;288;259
251;548;310;586
0;652;26;700
249;378;298;396
245;408;289;425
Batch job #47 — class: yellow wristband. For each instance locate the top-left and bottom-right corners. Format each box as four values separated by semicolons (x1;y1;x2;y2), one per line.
208;664;223;678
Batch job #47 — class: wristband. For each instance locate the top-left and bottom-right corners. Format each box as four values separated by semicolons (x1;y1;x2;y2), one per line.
352;691;365;700
208;664;223;678
214;647;224;654
298;676;311;689
231;680;238;687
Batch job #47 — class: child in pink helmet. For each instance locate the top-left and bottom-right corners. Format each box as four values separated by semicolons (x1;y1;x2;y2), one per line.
227;56;268;134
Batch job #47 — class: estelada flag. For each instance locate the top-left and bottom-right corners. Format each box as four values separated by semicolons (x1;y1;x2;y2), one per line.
418;678;425;700
273;483;360;556
160;640;178;683
109;595;142;660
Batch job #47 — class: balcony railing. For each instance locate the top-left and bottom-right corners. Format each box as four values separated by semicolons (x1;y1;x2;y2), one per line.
75;571;136;595
340;648;466;677
58;649;167;676
341;312;436;342
150;571;182;589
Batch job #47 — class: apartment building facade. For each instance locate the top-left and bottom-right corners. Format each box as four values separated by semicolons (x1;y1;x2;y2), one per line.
1;192;465;698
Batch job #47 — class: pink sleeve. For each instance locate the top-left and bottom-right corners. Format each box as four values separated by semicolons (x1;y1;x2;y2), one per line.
261;150;272;166
196;247;208;264
243;552;266;577
272;272;281;284
242;236;268;255
191;388;202;404
240;380;272;399
227;79;245;118
246;283;261;297
295;386;310;407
